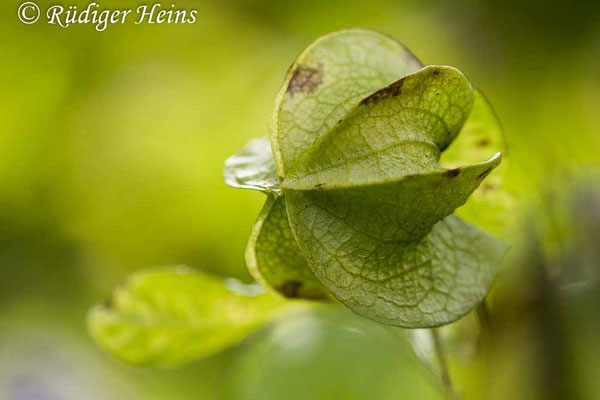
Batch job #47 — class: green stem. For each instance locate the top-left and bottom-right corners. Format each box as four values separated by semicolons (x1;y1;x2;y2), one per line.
431;328;456;400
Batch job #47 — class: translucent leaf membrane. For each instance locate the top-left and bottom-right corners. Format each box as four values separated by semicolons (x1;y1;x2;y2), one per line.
224;137;280;194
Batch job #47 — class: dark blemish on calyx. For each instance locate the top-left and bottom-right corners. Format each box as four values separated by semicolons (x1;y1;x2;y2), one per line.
360;78;405;106
277;280;303;298
446;168;461;178
477;138;490;147
433;70;439;75
287;64;324;96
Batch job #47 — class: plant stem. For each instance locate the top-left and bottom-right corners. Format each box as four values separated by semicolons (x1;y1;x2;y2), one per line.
431;328;456;400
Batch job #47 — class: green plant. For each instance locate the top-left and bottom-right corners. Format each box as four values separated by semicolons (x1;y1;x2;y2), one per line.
88;28;508;397
225;28;507;327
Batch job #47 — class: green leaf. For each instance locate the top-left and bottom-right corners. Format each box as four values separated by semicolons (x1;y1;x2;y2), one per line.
87;266;289;367
224;137;280;194
285;153;500;242
283;144;503;327
286;192;507;326
246;194;330;300
271;28;422;177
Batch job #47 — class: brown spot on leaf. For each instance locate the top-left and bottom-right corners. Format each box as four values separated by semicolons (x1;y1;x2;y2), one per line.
446;168;461;178
360;78;405;106
477;138;490;147
314;183;326;189
277;281;329;301
287;65;323;96
433;70;439;75
277;280;303;298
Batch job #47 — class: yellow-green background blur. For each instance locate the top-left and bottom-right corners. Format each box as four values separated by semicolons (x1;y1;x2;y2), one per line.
2;1;599;399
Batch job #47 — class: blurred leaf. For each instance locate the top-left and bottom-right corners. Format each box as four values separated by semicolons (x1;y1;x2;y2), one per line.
224;137;280;194
87;266;289;368
271;28;422;176
226;306;443;400
246;194;329;300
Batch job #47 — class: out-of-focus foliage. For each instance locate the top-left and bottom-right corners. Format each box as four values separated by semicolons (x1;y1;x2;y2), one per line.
88;266;289;367
226;306;443;400
1;0;599;398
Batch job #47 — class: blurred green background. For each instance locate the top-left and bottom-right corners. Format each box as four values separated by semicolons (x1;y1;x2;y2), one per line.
1;0;599;399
